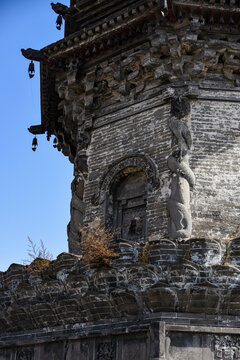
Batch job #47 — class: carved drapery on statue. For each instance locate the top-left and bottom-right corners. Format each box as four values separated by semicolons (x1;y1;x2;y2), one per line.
67;152;88;253
167;95;195;240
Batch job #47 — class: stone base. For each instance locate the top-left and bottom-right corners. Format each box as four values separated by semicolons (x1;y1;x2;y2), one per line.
1;313;240;359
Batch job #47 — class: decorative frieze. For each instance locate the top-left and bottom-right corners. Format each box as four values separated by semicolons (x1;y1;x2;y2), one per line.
96;342;116;360
214;335;240;360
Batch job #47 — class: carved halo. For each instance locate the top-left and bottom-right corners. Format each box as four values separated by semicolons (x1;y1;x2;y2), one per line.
92;153;159;205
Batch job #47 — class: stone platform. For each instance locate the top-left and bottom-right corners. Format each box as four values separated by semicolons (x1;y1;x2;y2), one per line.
1;238;240;359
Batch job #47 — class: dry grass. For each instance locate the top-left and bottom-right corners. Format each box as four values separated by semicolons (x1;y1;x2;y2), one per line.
22;237;53;273
26;257;51;273
139;241;151;263
81;224;118;266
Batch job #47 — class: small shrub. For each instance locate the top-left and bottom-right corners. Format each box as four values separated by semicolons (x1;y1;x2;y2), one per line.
81;224;118;266
139;241;151;263
22;237;53;267
27;257;51;273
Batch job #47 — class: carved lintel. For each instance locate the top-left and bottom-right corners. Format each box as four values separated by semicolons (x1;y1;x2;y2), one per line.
92;153;159;205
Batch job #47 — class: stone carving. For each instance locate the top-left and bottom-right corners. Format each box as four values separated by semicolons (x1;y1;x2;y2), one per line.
171;96;191;119
167;150;195;239
21;48;45;61
169;96;192;160
167;96;195;239
168;96;195;240
93;154;159;205
96;342;116;360
78;130;91;149
51;2;70;17
214;335;240;360
16;349;33;360
74;153;88;176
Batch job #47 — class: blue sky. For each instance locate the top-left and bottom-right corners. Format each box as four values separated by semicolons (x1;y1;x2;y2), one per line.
0;0;72;271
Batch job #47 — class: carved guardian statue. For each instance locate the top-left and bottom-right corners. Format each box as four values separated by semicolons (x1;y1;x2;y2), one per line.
168;96;195;240
167;150;195;239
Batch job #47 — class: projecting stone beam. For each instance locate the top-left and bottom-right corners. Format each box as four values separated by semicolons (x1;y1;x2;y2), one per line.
21;48;45;61
51;2;70;17
28;125;45;135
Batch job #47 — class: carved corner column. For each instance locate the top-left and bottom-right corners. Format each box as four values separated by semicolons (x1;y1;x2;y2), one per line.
167;94;195;240
68;151;88;254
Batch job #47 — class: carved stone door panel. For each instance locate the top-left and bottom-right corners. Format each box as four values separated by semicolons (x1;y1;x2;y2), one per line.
111;171;147;242
121;203;146;242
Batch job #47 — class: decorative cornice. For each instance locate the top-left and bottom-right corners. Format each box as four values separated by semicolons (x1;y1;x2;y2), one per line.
24;0;240;156
42;0;240;64
43;0;161;61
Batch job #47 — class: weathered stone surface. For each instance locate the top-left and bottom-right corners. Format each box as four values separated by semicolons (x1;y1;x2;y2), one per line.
17;0;240;358
1;237;240;337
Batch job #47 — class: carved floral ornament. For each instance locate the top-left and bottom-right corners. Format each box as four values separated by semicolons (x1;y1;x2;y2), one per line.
92;154;159;205
96;342;116;360
214;335;240;360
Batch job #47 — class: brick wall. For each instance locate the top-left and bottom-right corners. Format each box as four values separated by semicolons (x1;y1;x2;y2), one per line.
191;91;240;239
85;102;172;241
77;86;240;243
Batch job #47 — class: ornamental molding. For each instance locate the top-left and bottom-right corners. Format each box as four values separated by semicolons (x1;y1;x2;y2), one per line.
92;153;160;205
214;335;240;360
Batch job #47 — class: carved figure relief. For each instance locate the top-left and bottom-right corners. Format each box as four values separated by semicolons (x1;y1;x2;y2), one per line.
168;96;192;160
167;96;195;239
96;342;116;360
112;171;147;242
214;335;240;360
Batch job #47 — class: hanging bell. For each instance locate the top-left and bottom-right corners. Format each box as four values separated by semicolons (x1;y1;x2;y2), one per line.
32;136;38;151
56;14;63;30
53;137;58;148
46;132;51;141
28;61;35;79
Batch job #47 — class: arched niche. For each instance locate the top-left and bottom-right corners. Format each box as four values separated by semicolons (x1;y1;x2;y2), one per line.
109;168;147;241
93;154;159;242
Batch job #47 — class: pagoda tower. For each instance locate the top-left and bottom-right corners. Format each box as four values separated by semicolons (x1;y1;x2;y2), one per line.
0;1;240;359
